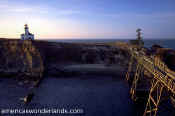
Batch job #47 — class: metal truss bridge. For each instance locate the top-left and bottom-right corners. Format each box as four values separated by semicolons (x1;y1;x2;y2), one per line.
126;47;175;116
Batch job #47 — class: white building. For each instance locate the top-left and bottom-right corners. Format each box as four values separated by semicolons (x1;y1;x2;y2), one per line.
21;24;34;40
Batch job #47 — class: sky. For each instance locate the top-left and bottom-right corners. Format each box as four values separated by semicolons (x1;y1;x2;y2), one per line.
0;0;175;39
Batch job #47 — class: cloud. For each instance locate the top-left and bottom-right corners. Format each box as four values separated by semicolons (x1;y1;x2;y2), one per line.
0;5;49;14
103;12;175;20
0;2;80;16
0;4;9;8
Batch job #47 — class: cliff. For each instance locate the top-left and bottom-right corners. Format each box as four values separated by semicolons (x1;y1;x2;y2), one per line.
0;38;129;80
0;39;44;81
32;40;129;76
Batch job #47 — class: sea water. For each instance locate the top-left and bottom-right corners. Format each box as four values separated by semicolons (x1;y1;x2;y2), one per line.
42;38;175;49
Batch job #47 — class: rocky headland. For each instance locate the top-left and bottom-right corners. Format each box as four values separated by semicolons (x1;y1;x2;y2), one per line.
0;38;130;83
0;39;44;81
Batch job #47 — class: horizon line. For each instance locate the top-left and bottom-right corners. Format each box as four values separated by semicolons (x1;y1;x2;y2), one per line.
0;37;175;40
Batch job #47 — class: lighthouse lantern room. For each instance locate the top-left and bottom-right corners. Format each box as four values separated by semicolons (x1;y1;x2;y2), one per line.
21;24;34;40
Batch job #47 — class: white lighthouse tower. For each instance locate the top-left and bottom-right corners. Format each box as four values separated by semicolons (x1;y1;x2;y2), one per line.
21;24;34;40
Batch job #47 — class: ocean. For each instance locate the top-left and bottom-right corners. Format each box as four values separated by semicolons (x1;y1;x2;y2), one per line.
41;39;175;49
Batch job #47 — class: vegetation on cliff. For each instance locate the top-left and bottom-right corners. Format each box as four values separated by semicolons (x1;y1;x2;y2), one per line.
0;39;44;81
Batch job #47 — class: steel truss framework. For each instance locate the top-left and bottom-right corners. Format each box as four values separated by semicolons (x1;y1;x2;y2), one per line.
143;79;164;116
130;63;144;101
126;56;134;81
126;48;175;116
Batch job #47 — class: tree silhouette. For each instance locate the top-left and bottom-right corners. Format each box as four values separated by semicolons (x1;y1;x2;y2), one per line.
136;28;142;41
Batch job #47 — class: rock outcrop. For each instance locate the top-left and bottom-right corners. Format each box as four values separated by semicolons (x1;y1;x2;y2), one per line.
0;38;129;79
32;41;129;76
153;47;175;71
0;39;44;81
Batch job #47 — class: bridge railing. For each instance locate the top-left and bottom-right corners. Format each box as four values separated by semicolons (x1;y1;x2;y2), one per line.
129;48;175;94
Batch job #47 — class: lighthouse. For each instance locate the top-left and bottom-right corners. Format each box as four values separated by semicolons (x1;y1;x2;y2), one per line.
21;24;34;40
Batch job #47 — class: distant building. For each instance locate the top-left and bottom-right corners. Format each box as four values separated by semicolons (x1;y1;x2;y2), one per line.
21;24;34;40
